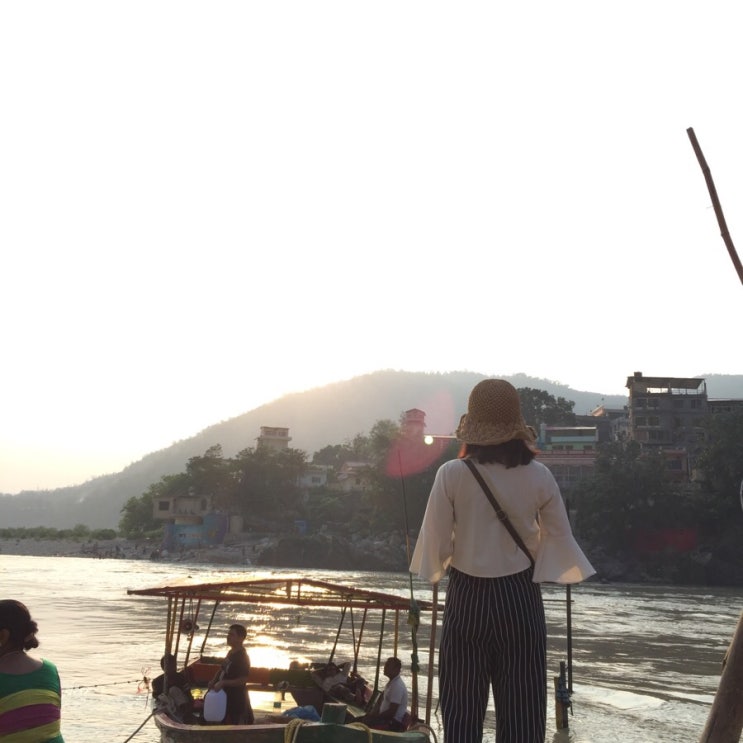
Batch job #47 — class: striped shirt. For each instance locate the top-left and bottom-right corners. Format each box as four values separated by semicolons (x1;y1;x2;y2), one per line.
0;659;64;742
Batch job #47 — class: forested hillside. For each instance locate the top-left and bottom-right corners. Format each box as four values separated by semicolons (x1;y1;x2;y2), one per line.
1;370;740;529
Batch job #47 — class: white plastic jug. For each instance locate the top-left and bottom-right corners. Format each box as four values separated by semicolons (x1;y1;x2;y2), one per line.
203;689;227;722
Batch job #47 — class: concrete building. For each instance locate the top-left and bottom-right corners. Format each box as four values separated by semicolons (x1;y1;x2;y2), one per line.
625;372;709;477
257;426;292;450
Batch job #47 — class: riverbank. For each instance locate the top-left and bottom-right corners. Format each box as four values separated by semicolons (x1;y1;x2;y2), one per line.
0;536;258;563
0;530;409;571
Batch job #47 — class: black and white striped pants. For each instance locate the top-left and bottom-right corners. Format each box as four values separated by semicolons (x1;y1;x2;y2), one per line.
439;567;546;743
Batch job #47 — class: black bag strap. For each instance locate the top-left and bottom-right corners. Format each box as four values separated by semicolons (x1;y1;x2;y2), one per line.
463;458;535;568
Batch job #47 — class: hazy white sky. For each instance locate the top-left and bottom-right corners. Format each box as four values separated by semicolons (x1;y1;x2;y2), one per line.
2;1;742;494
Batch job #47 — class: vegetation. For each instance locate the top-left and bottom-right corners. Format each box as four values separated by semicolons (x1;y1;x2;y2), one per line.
2;386;722;584
116;389;579;539
0;525;117;541
518;387;577;428
572;409;743;584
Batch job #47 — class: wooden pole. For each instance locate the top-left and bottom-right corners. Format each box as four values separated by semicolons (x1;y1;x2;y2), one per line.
699;611;743;742
686;127;743;286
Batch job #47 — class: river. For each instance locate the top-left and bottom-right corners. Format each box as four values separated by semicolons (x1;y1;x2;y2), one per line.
0;554;739;742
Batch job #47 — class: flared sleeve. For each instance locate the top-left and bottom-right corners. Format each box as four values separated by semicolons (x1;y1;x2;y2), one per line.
532;533;595;584
532;466;596;584
409;464;453;584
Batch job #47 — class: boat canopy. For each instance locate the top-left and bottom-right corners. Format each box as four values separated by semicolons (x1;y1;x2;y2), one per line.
128;577;439;612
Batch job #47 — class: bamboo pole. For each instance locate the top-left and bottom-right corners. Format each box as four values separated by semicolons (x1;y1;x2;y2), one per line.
686;127;743;286
699;611;743;742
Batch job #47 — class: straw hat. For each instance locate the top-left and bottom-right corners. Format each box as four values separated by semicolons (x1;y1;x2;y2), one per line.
455;379;536;446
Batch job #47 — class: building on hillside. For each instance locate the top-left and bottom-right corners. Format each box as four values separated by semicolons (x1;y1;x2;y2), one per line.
626;372;708;449
537;450;597;495
537;424;598;452
589;405;631;440
626;372;709;477
154;423;293;550
401;408;426;439
257;426;291;450
708;398;743;414
298;464;331;496
152;492;229;550
335;461;373;493
535;424;598;494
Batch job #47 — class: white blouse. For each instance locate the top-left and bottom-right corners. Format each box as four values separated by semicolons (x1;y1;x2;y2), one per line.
409;457;596;585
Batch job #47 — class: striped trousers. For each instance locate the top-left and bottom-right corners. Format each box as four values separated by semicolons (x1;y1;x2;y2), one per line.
439;567;546;743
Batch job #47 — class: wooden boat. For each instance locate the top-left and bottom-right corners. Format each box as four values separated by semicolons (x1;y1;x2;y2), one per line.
153;714;433;743
127;576;441;742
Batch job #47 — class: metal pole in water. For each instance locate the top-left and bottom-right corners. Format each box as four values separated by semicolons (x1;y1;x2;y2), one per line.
566;583;573;693
554;660;571;730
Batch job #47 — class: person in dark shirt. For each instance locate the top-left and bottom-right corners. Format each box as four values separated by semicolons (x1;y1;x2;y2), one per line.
152;653;194;721
152;653;191;697
208;624;253;724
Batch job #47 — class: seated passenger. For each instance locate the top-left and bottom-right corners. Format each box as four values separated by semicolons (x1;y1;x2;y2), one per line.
152;653;191;697
152;653;194;721
357;657;409;732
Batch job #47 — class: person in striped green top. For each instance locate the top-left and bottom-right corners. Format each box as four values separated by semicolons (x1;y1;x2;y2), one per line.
0;600;64;743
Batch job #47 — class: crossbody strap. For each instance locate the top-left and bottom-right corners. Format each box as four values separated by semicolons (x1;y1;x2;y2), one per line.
463;458;535;568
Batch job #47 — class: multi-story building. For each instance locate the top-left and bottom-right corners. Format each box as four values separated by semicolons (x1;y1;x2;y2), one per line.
256;426;292;450
626;372;708;448
535;424;598;494
625;372;709;477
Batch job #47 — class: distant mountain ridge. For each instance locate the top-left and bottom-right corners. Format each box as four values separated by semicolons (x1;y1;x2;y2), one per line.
1;370;741;529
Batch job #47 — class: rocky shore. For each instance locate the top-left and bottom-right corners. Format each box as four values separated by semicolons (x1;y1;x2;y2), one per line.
0;531;410;572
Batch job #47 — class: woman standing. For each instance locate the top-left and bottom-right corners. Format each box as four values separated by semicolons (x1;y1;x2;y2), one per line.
0;599;64;742
410;379;595;743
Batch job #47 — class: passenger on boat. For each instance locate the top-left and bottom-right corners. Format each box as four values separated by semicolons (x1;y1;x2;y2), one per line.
152;653;194;720
357;657;408;732
410;379;596;743
0;599;65;743
207;623;254;724
152;653;191;698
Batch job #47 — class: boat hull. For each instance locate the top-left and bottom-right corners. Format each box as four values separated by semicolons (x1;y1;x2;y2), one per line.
154;712;430;742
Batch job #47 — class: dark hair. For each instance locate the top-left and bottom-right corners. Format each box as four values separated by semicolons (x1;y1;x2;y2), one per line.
459;440;535;468
160;653;176;670
0;600;40;651
229;624;247;640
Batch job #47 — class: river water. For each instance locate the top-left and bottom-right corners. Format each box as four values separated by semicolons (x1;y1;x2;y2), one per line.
0;554;740;743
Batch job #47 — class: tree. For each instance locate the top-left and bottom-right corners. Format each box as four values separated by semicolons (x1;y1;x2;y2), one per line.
119;492;158;538
692;411;743;576
696;410;743;526
313;444;355;467
571;440;679;551
233;446;308;521
185;445;235;508
518;387;577;428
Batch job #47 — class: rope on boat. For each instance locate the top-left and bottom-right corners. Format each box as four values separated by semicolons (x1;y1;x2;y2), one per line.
408;721;438;743
120;710;155;743
283;717;311;743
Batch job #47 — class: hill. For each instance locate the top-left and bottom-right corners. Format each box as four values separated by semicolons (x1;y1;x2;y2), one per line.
1;370;740;529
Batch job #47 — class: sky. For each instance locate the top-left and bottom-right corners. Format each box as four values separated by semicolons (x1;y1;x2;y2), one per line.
2;1;742;494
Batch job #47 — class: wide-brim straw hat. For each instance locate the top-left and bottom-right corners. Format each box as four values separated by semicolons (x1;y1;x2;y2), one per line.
455;379;536;446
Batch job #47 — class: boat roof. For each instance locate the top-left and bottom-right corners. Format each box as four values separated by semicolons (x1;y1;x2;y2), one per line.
128;576;438;612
